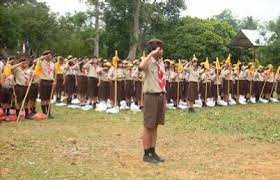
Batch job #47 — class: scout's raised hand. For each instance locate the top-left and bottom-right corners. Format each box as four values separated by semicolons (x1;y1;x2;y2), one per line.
150;47;161;57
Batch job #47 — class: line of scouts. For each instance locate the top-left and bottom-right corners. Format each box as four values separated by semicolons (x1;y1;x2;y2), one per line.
0;50;54;119
1;52;280;119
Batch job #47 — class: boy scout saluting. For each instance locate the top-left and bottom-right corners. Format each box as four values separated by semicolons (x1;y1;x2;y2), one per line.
139;39;166;163
36;50;55;118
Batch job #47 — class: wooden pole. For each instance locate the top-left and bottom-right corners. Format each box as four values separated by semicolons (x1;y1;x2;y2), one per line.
269;74;277;98
16;64;35;123
227;79;230;101
47;73;57;118
216;70;220;98
260;80;266;98
176;79;180;109
237;78;240;100
114;67;118;107
249;80;253;98
269;81;276;98
205;82;208;103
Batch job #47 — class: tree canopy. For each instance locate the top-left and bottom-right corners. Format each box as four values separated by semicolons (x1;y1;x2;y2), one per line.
0;0;279;65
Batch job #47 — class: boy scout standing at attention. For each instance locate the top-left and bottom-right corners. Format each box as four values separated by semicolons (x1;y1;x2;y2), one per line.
139;39;166;163
37;50;55;118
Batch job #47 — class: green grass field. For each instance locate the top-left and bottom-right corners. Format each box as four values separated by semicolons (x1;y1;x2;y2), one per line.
1;103;280;179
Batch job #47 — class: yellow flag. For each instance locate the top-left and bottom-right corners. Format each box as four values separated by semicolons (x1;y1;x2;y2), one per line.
3;62;12;77
55;57;63;74
192;54;197;61
225;54;231;65
112;50;119;68
215;57;221;70
249;63;256;74
233;60;241;71
34;60;43;77
176;60;183;74
204;57;210;70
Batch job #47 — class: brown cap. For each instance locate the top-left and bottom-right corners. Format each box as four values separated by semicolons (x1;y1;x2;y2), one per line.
126;63;133;67
67;55;73;60
18;57;28;63
42;50;52;56
103;62;111;67
147;39;164;46
133;60;139;64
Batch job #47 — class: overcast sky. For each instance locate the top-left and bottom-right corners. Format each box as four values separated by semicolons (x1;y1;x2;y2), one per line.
38;0;280;21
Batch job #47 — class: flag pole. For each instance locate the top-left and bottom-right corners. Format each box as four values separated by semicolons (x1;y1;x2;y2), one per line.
205;82;208;103
237;74;240;100
114;68;118;107
268;73;276;99
16;64;35;123
260;80;266;99
227;79;230;102
216;70;220;98
269;81;276;99
47;73;56;118
176;77;180;109
249;80;253;98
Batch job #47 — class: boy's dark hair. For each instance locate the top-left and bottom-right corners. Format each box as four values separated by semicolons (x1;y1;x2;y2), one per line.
146;39;164;54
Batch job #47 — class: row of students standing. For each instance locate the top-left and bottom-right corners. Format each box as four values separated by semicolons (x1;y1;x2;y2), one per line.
0;50;55;119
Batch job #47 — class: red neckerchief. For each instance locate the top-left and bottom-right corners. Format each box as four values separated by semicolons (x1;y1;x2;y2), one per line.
155;60;166;90
20;67;29;86
47;61;53;74
92;63;97;71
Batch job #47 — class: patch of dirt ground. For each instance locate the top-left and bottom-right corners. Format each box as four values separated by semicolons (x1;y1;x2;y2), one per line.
1;120;280;179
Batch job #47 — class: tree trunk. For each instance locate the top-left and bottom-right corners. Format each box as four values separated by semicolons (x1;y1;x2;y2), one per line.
93;0;100;58
126;0;141;60
0;48;8;58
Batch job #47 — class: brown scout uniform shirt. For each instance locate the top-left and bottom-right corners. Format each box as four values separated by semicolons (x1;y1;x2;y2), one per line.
142;57;166;93
40;60;55;80
185;66;200;82
13;67;31;86
84;63;98;78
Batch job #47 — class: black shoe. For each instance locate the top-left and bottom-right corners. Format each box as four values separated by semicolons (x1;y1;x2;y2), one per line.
25;115;33;120
56;97;61;103
152;153;165;162
48;114;54;119
188;108;195;113
143;153;159;164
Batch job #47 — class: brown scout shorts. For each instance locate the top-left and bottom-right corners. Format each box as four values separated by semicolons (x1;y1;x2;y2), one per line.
143;93;166;129
39;80;53;101
14;85;28;104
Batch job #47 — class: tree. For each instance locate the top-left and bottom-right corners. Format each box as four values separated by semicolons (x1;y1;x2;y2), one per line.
0;0;57;56
51;12;96;57
164;17;236;60
103;0;186;59
84;0;105;57
214;9;239;31
240;16;258;30
103;0;134;59
126;0;141;60
260;17;280;66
